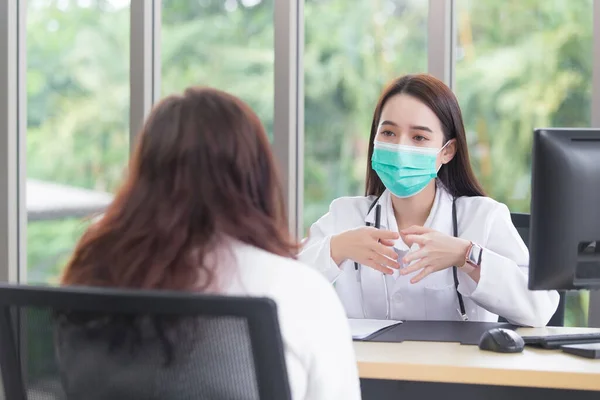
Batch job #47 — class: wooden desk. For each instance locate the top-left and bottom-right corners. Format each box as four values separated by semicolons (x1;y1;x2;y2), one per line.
355;327;600;399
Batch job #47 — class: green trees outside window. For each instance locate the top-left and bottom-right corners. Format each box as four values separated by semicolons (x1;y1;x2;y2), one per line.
26;0;592;326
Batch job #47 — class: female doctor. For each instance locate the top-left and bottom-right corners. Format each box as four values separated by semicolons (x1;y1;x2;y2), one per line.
299;74;559;327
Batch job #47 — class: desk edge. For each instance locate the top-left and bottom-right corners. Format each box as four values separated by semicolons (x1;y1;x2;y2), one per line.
358;362;600;391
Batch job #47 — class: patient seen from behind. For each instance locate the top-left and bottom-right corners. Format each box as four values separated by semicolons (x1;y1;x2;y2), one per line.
57;87;361;400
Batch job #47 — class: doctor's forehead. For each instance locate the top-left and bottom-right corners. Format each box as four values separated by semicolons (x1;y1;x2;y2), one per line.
378;94;442;131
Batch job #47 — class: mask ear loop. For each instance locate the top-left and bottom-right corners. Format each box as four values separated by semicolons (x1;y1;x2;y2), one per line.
436;139;454;172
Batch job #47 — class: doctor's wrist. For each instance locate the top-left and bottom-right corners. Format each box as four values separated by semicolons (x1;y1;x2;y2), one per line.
330;233;348;266
455;238;472;268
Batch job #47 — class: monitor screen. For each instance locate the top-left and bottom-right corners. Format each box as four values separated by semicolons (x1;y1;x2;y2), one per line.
529;128;600;290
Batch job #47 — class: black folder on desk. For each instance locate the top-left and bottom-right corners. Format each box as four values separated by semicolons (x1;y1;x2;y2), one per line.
361;320;518;345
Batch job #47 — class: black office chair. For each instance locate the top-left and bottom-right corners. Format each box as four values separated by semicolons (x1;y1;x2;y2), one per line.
509;212;566;327
0;284;291;400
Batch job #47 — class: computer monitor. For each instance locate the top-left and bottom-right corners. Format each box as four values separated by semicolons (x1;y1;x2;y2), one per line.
529;128;600;290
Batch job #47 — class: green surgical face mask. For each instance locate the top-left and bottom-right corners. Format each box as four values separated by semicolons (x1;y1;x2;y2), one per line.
371;140;449;198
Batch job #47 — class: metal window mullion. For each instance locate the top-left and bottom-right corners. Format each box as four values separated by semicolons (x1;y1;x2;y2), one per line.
274;0;304;239
0;0;26;283
428;0;455;88
588;0;600;328
130;0;161;153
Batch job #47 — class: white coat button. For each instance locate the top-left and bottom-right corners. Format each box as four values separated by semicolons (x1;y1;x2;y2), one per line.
392;292;403;302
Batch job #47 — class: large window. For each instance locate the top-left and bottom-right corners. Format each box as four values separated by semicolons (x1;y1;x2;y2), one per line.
161;0;274;137
455;0;594;326
26;0;130;284
303;0;429;233
1;0;596;326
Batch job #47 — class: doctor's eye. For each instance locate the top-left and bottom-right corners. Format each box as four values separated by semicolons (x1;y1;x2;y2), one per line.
380;130;396;137
413;135;428;142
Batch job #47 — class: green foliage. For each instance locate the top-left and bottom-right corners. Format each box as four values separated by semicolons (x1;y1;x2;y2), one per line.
161;0;274;137
303;0;428;227
456;0;593;211
26;0;591;325
27;1;130;193
27;219;89;284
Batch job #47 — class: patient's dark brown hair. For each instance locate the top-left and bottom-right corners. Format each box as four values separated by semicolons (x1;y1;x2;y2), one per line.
58;88;298;365
62;87;297;291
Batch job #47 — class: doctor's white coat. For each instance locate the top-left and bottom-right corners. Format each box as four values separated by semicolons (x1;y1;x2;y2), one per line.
299;186;560;327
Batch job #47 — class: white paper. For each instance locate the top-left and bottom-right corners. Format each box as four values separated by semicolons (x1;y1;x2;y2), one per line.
349;318;402;340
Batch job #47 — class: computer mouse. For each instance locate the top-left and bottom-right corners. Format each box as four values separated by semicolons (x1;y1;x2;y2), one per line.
478;328;524;353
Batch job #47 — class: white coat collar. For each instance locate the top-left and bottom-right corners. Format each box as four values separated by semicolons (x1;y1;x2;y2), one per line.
364;182;454;234
364;190;392;229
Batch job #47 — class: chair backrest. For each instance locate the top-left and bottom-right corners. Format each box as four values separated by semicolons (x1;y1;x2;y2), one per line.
510;212;566;327
0;284;291;400
510;212;531;250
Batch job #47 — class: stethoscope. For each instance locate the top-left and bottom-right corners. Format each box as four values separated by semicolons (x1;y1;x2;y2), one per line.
354;195;468;321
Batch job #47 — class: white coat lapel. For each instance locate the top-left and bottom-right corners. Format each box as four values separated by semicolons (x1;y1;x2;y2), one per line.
426;185;454;237
361;191;393;318
364;191;391;230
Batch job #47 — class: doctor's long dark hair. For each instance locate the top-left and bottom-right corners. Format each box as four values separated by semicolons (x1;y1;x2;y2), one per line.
365;74;485;198
59;87;297;363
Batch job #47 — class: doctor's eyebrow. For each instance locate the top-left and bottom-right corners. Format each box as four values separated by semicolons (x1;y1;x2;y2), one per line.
409;125;433;133
379;121;433;133
379;120;398;127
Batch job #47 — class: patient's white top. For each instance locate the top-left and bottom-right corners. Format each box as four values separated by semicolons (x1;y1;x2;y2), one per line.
223;240;361;400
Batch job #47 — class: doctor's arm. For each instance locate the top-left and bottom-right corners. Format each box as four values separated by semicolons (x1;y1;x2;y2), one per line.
298;207;346;283
459;204;560;327
299;203;399;283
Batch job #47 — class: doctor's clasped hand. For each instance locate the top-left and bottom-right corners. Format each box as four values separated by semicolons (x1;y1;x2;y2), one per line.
330;227;400;275
400;225;476;284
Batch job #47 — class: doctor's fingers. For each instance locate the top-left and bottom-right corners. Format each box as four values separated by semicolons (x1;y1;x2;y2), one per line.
399;258;428;276
402;248;427;264
401;225;434;235
369;251;400;270
368;229;400;241
409;266;435;284
364;260;395;275
373;243;398;261
401;234;428;247
379;239;396;247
